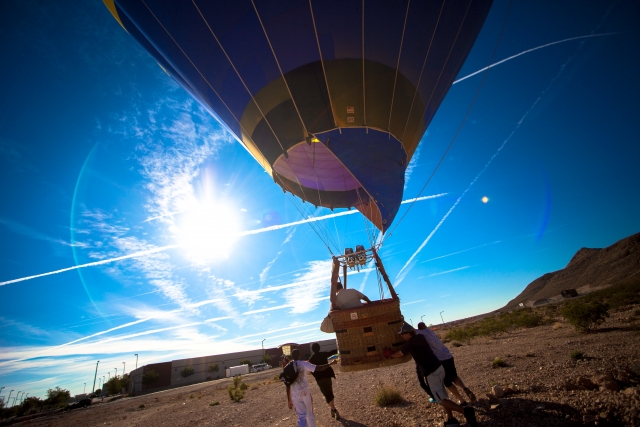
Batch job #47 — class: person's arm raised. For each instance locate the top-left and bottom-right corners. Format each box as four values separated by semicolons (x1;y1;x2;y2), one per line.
329;257;340;310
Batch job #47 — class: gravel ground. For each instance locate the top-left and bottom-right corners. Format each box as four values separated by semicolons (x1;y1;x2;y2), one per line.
14;307;640;427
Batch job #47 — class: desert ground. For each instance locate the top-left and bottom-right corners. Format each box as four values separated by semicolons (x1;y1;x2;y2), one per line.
10;306;640;427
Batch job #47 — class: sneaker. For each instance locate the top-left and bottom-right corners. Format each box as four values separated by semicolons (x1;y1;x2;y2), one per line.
463;406;477;427
429;398;436;403
331;409;340;420
464;388;477;403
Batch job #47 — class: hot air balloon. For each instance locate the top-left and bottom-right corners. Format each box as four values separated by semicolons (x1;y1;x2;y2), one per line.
103;0;492;371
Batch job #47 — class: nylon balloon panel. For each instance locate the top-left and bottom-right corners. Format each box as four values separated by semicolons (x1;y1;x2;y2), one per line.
105;0;493;231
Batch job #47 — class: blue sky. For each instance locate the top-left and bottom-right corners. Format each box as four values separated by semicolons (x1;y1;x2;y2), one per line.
1;0;639;400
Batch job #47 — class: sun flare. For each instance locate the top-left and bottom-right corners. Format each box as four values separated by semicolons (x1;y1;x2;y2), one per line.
176;201;241;263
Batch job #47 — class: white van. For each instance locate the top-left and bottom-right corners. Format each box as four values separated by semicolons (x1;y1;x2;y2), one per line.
250;363;270;373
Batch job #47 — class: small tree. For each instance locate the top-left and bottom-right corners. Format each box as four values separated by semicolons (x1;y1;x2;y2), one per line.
94;388;102;396
208;363;219;373
142;369;159;387
260;354;271;364
562;300;610;332
120;374;131;391
180;366;195;378
227;375;246;402
104;377;121;395
45;387;70;408
239;359;253;368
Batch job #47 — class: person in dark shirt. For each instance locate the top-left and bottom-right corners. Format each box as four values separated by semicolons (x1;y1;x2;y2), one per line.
391;322;476;426
308;342;340;419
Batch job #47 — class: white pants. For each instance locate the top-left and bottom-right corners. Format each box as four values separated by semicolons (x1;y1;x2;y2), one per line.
292;391;316;427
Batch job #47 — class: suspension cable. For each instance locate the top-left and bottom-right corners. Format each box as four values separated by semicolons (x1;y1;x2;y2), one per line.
383;0;513;243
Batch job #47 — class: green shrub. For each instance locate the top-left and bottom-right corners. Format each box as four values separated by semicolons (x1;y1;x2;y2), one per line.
208;364;219;373
180;366;195;378
570;350;584;360
239;359;253;367
142;369;159;386
45;387;70;408
445;326;478;344
209;401;219;406
492;357;507;368
582;282;640;309
562;300;610;332
478;317;509;338
374;386;403;407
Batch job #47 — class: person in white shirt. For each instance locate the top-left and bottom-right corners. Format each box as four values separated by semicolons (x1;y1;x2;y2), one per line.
417;322;476;405
285;349;335;427
329;257;372;310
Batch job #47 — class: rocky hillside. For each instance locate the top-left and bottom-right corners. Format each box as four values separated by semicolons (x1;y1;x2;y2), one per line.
504;232;640;309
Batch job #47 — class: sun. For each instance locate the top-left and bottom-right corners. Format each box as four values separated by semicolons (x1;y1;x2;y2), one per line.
176;200;241;263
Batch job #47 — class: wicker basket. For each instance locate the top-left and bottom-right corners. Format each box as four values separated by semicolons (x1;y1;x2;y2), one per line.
329;299;411;372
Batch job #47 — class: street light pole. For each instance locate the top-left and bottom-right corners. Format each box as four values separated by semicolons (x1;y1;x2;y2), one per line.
410;318;413;326
135;354;138;370
22;393;29;404
440;311;445;325
107;372;110;380
6;390;13;407
261;339;266;359
114;367;117;378
92;360;100;393
421;315;425;323
84;383;86;394
123;361;126;376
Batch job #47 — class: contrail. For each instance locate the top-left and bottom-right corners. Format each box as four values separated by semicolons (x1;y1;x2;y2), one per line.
0;245;179;286
396;32;583;284
239;193;447;236
454;33;617;85
1;194;446;287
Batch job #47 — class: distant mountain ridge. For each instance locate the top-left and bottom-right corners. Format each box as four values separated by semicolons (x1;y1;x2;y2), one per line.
504;232;640;309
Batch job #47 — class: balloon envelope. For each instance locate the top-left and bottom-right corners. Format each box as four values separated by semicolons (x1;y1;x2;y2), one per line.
104;0;492;232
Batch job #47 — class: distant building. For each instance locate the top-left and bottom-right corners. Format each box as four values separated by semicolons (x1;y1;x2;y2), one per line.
128;338;336;395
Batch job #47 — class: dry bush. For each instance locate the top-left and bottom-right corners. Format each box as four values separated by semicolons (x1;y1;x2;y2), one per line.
552;322;564;330
374;386;403;407
570;350;585;360
492;357;507;368
450;341;463;347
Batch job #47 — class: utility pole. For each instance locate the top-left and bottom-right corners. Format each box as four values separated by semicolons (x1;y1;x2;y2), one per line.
135;354;138;370
440;311;445;325
92;360;100;393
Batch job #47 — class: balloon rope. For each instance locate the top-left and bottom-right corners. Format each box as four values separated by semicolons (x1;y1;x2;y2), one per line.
384;0;514;243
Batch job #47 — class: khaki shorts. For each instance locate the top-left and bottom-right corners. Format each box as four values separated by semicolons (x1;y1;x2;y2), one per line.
426;365;448;403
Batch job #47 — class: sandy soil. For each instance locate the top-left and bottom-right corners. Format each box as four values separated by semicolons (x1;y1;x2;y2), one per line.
13;307;640;427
